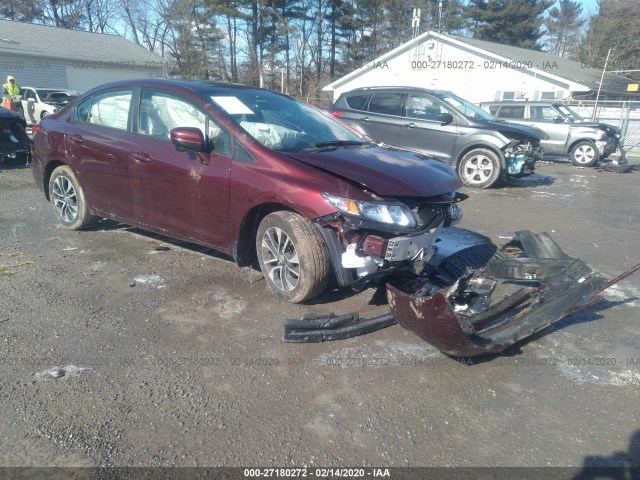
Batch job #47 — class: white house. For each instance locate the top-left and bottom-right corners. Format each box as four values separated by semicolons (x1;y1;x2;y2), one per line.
323;30;634;104
0;20;164;93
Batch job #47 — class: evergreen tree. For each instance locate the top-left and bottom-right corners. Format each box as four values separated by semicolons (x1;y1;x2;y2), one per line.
544;0;585;57
465;0;554;50
578;0;640;75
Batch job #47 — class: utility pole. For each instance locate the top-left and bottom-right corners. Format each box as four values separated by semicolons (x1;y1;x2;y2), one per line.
592;48;611;121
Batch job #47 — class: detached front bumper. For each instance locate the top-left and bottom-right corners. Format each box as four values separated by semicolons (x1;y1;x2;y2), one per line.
285;230;640;358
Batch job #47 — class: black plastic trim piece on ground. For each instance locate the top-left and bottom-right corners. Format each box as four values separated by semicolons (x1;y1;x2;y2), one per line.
283;311;396;342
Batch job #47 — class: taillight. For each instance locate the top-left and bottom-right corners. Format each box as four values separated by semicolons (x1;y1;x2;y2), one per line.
330;110;343;117
31;124;41;133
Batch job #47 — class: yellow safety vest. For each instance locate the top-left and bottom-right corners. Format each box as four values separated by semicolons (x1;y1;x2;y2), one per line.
3;82;20;96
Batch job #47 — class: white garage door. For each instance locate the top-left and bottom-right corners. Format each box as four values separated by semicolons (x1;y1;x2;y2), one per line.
66;67;157;93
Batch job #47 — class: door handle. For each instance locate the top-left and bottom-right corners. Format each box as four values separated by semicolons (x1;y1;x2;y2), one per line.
360;117;371;123
68;134;83;144
405;123;417;128
130;152;151;163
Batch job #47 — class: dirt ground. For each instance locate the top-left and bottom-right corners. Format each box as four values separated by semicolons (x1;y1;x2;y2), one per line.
1;159;639;473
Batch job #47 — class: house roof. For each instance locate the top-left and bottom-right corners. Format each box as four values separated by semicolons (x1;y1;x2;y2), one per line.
0;20;162;64
453;35;632;95
324;30;633;96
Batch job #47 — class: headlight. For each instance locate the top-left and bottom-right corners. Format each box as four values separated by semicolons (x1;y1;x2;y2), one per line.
322;194;416;228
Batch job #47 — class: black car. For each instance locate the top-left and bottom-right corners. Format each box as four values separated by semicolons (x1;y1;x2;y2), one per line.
331;87;547;188
0;107;30;166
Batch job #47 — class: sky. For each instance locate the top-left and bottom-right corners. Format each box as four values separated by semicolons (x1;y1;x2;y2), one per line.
576;0;600;15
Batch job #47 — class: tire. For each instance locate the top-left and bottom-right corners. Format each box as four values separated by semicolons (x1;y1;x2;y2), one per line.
570;141;599;167
48;165;98;230
256;211;330;303
458;148;502;189
41;111;49;120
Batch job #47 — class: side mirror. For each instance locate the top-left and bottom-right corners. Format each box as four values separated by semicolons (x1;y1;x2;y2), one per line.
437;112;454;125
170;127;205;152
552;115;564;123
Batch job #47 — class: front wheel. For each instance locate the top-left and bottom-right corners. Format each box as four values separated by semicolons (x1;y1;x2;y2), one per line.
570;141;599;167
256;211;330;303
458;148;502;189
40;111;49;120
49;165;98;229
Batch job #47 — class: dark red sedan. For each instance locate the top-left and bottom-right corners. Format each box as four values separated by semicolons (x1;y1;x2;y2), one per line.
31;79;464;302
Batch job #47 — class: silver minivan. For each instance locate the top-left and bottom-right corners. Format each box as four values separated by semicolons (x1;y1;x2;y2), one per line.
480;101;620;167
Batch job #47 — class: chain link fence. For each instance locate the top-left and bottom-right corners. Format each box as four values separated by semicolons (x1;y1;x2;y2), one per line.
563;100;640;155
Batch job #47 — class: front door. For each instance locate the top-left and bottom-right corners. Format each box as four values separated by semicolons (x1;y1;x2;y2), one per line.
398;93;458;162
128;89;232;248
527;105;570;155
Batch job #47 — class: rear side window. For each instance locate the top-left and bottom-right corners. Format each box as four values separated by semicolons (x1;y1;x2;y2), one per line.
367;93;402;116
78;89;133;131
345;94;369;111
496;105;525;119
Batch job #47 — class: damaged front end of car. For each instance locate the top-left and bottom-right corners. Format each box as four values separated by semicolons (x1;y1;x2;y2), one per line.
285;227;640;358
0;110;31;165
503;138;543;177
313;191;467;292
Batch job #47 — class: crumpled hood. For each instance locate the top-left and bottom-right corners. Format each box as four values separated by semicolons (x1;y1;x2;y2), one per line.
287;144;462;197
485;120;549;141
572;121;621;136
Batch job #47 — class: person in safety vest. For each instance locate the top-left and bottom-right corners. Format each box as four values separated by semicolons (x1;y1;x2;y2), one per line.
3;76;20;96
2;75;23;113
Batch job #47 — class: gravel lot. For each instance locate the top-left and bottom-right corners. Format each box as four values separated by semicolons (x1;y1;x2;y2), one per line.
1;160;639;473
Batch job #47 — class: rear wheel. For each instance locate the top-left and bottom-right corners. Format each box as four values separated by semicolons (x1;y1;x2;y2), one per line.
49;165;98;229
458;148;502;189
570;141;599;167
256;211;330;303
40;111;49;120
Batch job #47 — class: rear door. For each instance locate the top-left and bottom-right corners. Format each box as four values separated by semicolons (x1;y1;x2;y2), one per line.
359;92;405;146
397;92;457;162
128;88;232;248
65;88;135;220
526;105;570;154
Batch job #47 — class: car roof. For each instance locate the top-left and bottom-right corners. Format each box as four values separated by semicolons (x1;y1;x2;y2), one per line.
480;100;562;107
81;78;281;97
340;86;453;96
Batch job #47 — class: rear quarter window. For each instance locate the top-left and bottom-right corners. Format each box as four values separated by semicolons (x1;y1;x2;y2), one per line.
345;94;370;111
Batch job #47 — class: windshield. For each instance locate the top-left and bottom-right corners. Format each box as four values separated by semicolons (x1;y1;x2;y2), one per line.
36;89;60;100
45;92;77;104
208;90;367;152
438;93;496;121
558;105;585;122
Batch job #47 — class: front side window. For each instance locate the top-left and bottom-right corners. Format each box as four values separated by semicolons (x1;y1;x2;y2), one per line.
405;94;449;121
530;106;558;121
139;90;230;155
367;93;402;116
82;89;133;131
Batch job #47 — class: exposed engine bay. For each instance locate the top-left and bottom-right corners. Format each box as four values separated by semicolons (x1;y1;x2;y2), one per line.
503;139;542;177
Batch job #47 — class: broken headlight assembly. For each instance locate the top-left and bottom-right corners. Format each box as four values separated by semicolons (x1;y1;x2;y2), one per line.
322;194;417;229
